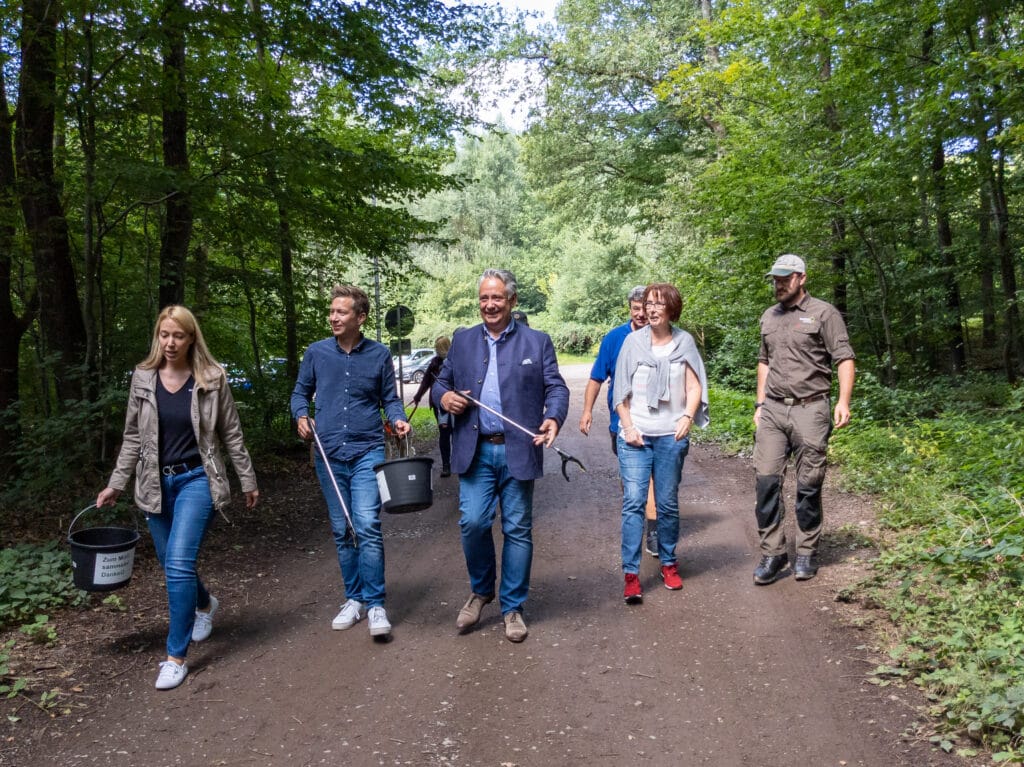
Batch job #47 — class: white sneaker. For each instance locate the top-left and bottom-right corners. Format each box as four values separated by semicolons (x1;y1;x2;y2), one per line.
192;595;219;642
155;660;188;690
332;599;365;630
367;606;391;637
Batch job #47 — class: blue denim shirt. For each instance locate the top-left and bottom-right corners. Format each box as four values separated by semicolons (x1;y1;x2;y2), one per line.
290;335;406;462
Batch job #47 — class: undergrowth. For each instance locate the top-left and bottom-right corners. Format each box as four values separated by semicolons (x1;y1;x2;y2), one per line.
0;543;87;630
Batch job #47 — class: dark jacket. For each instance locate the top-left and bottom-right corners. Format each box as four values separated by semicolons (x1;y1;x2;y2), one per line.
432;322;569;480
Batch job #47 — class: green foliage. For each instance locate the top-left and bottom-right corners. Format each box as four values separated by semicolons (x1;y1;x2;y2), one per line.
704;327;759;394
19;615;57;646
0;639;27;700
2;383;126;512
698;386;756;453
545;322;605;356
0;543;86;630
830;381;1024;754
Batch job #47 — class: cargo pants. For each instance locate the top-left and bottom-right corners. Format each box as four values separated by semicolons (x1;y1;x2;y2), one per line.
753;397;832;556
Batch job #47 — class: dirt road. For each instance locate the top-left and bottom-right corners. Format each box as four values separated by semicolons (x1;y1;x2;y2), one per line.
9;365;966;766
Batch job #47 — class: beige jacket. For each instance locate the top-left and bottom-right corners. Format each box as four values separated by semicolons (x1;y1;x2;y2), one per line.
107;366;258;514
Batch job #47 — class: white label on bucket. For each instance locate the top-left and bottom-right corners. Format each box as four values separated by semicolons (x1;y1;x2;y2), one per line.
376;472;392;505
406;473;417;481
93;548;135;585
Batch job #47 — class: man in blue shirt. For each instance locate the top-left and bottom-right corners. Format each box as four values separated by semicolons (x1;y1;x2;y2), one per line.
434;269;569;643
579;286;659;556
291;285;410;639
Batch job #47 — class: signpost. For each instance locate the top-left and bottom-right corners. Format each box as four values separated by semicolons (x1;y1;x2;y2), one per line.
385;305;415;398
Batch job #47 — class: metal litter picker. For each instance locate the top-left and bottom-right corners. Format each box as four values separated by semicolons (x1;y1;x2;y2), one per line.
449;390;586;481
308;418;359;548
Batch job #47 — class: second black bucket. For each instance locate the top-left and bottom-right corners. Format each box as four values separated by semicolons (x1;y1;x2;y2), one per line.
374;457;434;514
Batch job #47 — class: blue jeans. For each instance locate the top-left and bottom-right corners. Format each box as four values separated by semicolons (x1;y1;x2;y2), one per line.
148;466;215;659
315;447;386;607
458;441;534;614
618;433;690;573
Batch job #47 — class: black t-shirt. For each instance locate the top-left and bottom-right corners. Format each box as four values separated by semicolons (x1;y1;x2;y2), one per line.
156;374;201;467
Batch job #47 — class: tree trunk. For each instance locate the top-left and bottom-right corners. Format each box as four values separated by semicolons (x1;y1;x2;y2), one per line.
977;185;996;349
992;147;1022;381
158;0;192;309
15;0;87;406
931;142;965;374
0;72;36;458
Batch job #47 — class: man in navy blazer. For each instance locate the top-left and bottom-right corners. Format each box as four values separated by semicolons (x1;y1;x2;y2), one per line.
434;268;569;643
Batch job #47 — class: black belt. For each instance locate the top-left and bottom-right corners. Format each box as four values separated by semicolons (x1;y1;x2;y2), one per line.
766;393;828;407
479;433;505;444
162;457;203;476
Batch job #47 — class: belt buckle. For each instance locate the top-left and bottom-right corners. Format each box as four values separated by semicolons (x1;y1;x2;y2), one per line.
782;397;796;406
162;465;176;476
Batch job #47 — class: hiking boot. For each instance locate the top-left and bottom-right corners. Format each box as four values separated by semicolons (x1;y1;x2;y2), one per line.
644;525;659;558
794;554;819;581
155;660;188;690
753;553;789;585
660;563;683;590
191;594;219;642
623;573;643;604
367;606;392;637
456;593;494;633
503;611;528;642
332;599;366;630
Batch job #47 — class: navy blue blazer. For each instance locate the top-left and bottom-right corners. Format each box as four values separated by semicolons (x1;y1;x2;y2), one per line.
433;322;569;480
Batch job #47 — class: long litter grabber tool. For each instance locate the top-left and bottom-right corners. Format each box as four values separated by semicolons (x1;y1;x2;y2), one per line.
307;418;359;548
449;390;586;481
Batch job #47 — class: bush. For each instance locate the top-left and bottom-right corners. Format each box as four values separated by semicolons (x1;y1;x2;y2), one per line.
0;543;86;630
545;322;605;356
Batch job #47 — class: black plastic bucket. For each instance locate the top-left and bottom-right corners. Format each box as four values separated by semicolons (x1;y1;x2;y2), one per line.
67;505;141;592
374;457;434;514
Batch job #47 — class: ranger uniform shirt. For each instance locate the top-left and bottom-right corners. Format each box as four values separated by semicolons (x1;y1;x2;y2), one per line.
758;293;855;401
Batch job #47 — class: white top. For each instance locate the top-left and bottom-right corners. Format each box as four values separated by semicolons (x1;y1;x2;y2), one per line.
627;344;690;437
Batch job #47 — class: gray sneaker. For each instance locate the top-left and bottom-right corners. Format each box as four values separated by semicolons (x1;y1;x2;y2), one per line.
155;660;188;690
644;526;659;557
367;606;392;637
191;595;219;642
332;599;366;630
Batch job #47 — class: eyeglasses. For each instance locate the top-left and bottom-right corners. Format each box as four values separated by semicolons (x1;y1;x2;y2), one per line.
643;301;667;309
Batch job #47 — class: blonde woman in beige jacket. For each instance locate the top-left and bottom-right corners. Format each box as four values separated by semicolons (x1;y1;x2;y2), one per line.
97;305;258;690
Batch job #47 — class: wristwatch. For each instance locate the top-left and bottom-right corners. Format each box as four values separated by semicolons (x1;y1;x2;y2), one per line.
754;401;764;409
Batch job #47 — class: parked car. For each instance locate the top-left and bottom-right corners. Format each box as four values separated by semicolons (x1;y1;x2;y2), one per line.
394;348;434;384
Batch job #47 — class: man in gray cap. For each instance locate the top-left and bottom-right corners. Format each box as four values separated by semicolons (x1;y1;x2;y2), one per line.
751;254;855;584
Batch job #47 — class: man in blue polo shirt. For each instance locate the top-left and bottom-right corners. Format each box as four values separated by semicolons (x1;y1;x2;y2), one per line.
291;284;410;638
579;286;659;555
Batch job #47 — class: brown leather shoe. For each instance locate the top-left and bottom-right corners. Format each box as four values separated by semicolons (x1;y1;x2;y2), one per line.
503;611;528;643
456;593;493;633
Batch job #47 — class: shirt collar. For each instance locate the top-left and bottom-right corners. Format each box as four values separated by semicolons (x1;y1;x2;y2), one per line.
335;333;366;353
482;319;516;342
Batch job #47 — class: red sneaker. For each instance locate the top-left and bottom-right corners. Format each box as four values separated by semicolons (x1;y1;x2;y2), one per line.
623;573;643;604
661;564;683;590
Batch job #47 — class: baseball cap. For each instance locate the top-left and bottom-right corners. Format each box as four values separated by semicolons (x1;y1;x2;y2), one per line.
765;254;806;278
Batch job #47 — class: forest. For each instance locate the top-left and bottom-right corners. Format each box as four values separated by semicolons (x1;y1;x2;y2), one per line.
1;0;1023;758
